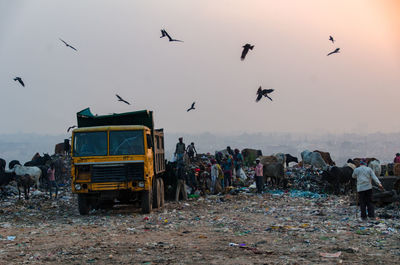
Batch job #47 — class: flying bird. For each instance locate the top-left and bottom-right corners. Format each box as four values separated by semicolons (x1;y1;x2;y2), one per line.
327;48;340;56
187;102;195;112
59;38;77;51
13;77;25;87
329;35;335;43
160;29;183;42
116;94;131;105
256;86;274;102
241;44;254;61
67;125;77;132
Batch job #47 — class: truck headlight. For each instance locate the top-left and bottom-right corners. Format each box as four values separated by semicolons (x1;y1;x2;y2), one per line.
75;184;82;190
138;182;145;188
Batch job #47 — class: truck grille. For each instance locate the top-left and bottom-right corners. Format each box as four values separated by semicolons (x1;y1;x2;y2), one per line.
91;163;144;183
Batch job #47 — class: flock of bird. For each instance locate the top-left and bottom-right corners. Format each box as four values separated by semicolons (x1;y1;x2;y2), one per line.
12;29;341;129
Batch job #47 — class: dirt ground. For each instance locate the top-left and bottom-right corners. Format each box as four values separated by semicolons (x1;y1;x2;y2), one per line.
0;190;399;265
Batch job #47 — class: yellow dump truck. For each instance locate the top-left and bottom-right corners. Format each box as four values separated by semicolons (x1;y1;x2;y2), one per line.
71;108;165;214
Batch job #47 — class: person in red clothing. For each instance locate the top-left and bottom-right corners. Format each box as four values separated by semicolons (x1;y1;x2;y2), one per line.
47;163;58;198
394;153;400;164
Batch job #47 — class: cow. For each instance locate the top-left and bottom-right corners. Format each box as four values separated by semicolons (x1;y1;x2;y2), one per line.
259;155;278;165
263;162;285;188
285;154;298;167
0;158;6;170
24;153;51;167
321;166;355;194
12;164;42;189
273;153;286;168
313;150;335;166
241;148;263;166
0;167;16;188
16;174;35;200
301;150;328;170
368;160;381;178
351;157;378;167
9;160;20;170
55;143;65;155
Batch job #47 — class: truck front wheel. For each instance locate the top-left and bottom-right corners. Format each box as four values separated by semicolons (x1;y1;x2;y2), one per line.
159;178;165;208
153;178;161;209
78;194;90;215
141;189;153;214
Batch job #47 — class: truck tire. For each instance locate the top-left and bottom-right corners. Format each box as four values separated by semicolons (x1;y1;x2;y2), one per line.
141;189;153;214
78;194;90;215
153;178;161;209
159;178;165;208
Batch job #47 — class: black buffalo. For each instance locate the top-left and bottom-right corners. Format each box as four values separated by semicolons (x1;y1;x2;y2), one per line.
321;166;355;194
264;162;285;188
9;160;20;170
285;154;298;167
24;153;51;167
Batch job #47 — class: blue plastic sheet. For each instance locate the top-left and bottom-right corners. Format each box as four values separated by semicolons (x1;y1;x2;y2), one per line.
289;189;326;199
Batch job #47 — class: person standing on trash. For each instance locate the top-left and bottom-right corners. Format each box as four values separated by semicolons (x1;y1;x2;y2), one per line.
174;137;186;162
210;159;218;194
233;149;244;174
222;156;233;187
394;153;400;163
175;160;188;201
186;142;197;162
352;160;384;220
47;162;58;198
226;146;234;156
254;158;264;193
216;161;224;189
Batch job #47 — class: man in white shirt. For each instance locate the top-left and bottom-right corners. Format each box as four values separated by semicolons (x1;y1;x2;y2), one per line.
352;160;384;220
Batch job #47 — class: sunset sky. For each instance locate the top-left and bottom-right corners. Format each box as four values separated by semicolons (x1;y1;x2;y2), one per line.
0;0;399;134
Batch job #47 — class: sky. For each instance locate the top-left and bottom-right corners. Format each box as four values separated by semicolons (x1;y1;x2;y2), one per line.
0;0;399;135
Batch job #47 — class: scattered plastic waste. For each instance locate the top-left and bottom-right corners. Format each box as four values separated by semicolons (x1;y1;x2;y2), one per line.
320;251;342;258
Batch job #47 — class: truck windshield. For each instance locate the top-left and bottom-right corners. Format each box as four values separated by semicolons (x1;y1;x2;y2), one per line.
73;132;107;157
110;130;144;155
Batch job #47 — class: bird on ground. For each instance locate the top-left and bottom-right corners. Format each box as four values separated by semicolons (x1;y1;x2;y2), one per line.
67;125;77;132
59;38;77;51
256;86;274;102
327;48;340;56
329;36;335;43
116;94;131;105
187;102;195;112
13;77;25;87
241;44;254;60
160;29;183;42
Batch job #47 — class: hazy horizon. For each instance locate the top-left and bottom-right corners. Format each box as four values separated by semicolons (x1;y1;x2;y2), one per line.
1;131;399;167
1;0;399;135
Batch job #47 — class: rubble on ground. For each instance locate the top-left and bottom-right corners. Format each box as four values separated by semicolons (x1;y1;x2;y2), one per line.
1;185;399;264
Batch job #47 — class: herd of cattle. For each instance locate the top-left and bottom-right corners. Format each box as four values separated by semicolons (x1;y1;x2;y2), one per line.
238;149;400;195
0;153;65;199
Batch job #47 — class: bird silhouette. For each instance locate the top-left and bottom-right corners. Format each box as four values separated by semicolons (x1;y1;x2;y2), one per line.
187;102;195;112
327;48;340;56
67;125;77;132
160;29;183;42
13;77;25;87
116;94;131;105
256;86;274;102
329;36;335;43
241;44;254;60
59;38;77;51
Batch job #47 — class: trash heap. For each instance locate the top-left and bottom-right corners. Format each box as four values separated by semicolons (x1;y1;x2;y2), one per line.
285;166;328;194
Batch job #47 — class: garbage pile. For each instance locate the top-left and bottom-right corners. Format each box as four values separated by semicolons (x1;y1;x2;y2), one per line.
285;166;329;193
